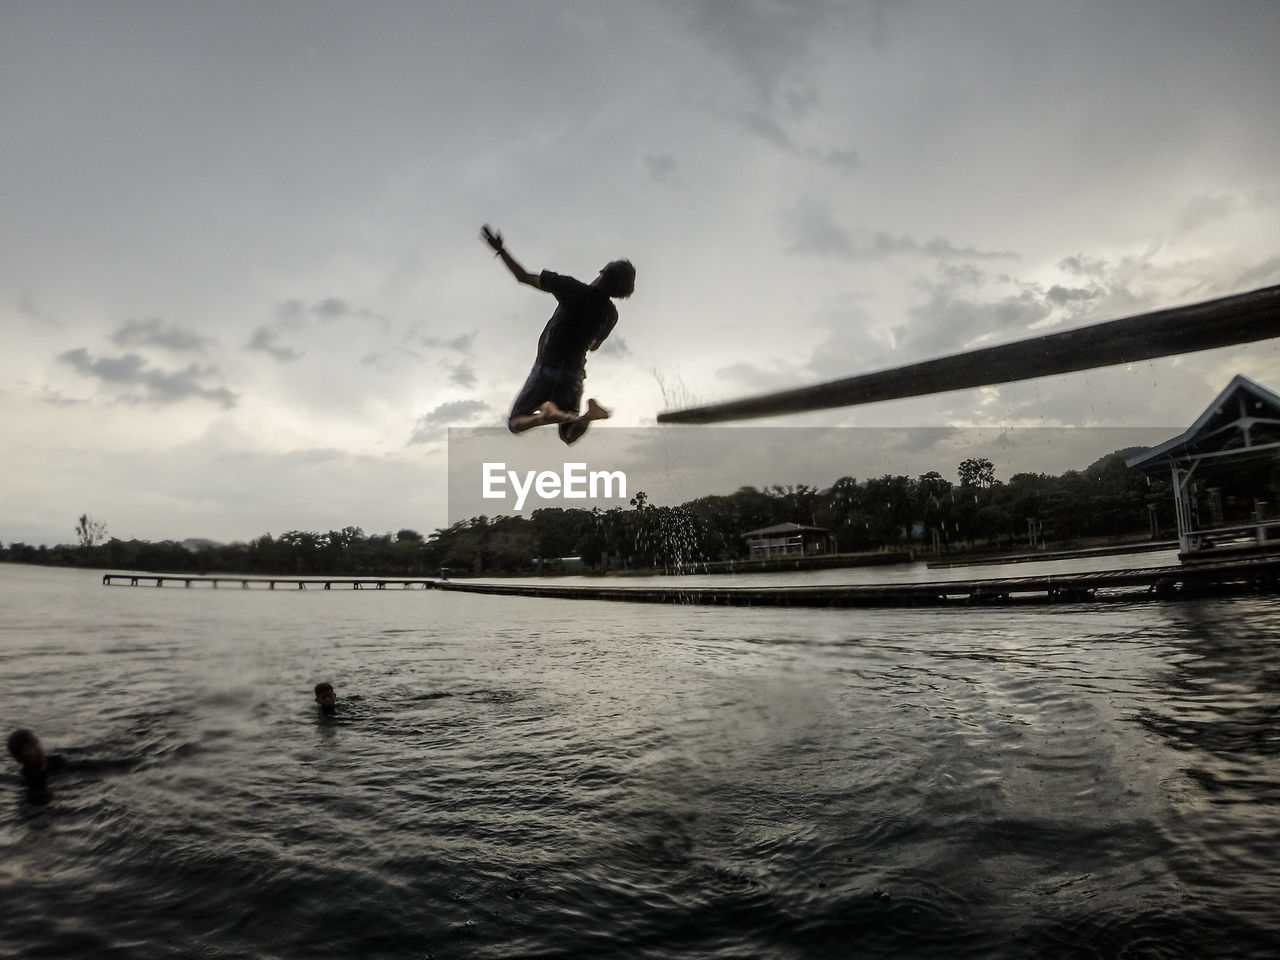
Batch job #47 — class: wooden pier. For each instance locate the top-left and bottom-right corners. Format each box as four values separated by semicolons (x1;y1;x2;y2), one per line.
102;554;1280;606
433;556;1280;607
427;556;1280;606
101;574;434;590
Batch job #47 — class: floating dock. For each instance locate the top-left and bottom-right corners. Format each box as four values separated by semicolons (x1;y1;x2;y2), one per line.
103;554;1280;606
434;556;1280;607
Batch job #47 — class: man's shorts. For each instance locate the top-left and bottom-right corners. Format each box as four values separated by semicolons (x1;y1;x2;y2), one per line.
510;362;585;419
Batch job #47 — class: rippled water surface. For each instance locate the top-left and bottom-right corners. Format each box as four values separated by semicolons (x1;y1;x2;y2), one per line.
3;563;1280;958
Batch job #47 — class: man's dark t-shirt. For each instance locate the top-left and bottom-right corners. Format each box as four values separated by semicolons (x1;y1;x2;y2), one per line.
536;271;618;369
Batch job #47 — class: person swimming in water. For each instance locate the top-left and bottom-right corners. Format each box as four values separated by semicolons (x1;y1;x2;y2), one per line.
315;682;338;715
7;728;68;802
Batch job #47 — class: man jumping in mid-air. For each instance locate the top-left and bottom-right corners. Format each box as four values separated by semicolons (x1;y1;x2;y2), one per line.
481;224;635;445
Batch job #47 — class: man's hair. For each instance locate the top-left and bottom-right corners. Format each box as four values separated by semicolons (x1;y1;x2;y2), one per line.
599;260;636;299
7;728;37;761
314;683;334;697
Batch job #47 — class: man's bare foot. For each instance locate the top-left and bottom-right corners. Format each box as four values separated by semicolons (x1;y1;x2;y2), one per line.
538;401;578;424
508;400;580;434
581;398;612;422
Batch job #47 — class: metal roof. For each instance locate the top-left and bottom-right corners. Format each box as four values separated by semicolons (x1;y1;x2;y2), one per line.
1126;374;1280;470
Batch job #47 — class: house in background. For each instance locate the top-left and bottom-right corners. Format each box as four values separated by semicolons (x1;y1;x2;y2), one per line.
1127;374;1280;561
742;522;837;559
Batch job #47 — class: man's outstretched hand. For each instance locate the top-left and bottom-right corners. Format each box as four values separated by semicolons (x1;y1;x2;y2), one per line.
481;224;538;287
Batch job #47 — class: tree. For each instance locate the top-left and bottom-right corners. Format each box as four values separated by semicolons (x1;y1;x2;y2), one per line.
529;508;592;562
863;474;913;543
957;457;996;489
915;471;954;548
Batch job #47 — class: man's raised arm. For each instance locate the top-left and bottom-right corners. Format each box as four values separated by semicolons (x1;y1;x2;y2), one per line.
481;224;541;289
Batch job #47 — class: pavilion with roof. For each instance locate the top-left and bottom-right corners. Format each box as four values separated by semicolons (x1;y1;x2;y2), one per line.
741;522;837;560
1127;374;1280;561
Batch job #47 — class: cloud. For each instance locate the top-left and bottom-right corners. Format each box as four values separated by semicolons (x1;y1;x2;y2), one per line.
312;297;351;320
274;299;309;326
19;295;56;326
60;348;145;383
889;426;964;456
246;301;318;361
729;109;863;172
1174;192;1237;234
409;399;490;443
311;297;391;331
782;201;854;257
444;333;475;353
741;109;798;151
272;297;391;334
893;287;1052;357
58;348;237;408
782;202;1016;261
716;360;811;395
596;334;630;357
1058;254;1110;278
644;153;678;184
413;329;476;354
446;359;477;388
916;235;1015;260
1045;285;1101;306
936;262;987;289
675;1;875;168
38;386;87;408
360;330;477;376
1234;255;1280;289
802;299;891;380
865;231;1015;261
816;147;859;171
110;317;210;352
680;0;836;109
246;327;304;362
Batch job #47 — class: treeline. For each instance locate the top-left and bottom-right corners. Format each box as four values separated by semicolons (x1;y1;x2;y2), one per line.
1;448;1219;577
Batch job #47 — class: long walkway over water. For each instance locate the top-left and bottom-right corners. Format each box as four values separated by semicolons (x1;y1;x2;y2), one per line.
101;574;433;590
103;554;1280;606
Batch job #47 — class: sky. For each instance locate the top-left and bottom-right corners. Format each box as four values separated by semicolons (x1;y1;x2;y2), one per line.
3;0;1279;547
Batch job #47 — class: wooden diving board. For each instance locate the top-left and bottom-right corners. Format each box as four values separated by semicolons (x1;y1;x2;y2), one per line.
657;284;1280;424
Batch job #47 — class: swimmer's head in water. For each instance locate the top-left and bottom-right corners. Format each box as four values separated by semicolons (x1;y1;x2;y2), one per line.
6;728;45;767
314;682;337;714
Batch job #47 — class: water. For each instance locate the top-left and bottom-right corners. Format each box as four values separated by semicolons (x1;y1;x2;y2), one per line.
3;563;1280;959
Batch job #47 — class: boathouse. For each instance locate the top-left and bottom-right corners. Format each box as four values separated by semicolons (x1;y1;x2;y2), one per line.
742;522;837;559
1127;374;1280;561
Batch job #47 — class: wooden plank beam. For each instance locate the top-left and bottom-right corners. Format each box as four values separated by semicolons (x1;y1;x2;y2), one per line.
657;284;1280;424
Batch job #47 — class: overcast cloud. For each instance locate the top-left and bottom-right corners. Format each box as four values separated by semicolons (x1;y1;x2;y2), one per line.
2;1;1278;546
